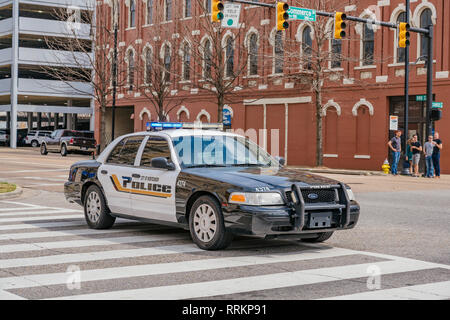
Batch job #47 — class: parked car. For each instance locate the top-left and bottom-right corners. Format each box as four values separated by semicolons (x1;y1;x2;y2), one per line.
24;130;53;148
0;129;9;146
40;130;96;156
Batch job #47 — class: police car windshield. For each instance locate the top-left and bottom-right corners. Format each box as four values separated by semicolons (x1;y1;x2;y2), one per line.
172;135;276;168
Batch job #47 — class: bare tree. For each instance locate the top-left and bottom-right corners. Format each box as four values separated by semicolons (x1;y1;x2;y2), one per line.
41;2;128;149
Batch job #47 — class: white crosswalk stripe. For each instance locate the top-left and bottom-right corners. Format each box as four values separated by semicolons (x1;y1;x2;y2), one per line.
1;201;449;300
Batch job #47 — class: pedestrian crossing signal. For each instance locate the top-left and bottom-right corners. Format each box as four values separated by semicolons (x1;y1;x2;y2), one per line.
212;0;224;22
276;2;289;31
398;22;410;48
334;12;347;39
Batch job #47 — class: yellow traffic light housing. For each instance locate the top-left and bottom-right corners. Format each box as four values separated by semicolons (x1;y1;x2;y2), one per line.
398;22;410;48
334;12;347;39
211;0;224;22
276;2;289;31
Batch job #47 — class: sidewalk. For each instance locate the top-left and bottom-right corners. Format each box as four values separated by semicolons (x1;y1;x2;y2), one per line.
288;166;385;176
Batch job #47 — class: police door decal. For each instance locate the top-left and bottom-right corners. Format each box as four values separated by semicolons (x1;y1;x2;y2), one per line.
110;174;172;198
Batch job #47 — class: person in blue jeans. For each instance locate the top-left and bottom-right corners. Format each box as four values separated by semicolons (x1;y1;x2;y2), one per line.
432;132;443;179
424;135;435;178
387;130;402;175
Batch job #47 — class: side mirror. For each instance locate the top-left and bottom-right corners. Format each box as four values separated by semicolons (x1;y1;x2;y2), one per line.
275;156;286;166
151;157;175;170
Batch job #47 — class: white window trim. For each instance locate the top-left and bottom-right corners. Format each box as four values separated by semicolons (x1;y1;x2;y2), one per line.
352;98;374;116
141;43;153;86
244;27;260;77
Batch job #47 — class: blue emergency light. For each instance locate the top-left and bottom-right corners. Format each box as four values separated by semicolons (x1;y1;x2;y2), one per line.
147;122;183;131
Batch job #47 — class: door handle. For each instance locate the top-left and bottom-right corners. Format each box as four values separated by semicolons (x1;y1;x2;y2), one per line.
101;170;108;175
132;173;141;178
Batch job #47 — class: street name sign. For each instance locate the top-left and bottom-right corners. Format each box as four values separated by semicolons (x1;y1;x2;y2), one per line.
287;6;317;22
416;95;427;102
432;102;443;109
222;3;241;29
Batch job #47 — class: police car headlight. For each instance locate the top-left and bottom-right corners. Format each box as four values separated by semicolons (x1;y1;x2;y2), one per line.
346;188;356;201
228;192;284;206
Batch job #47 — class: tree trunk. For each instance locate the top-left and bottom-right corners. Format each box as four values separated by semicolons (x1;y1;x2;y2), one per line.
217;94;224;124
315;89;323;167
99;104;106;152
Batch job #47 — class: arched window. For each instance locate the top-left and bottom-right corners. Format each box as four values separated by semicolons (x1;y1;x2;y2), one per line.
302;26;312;69
420;9;432;57
356;106;370;155
362;24;374;65
183;43;191;81
127;50;135;87
147;0;153;25
249;33;258;76
145;48;152;84
396;12;406;63
225;37;234;77
274;30;283;74
179;111;189;122
324;108;338;155
166;0;173;21
129;0;136;28
204;40;212;79
185;0;192;18
163;46;171;82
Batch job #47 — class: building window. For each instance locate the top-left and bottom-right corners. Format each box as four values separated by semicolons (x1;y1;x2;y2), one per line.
185;0;192;18
204;40;212;79
225;37;234;77
145;49;152;84
362;24;374;65
302;26;312;69
274;30;283;74
129;0;136;28
331;39;341;68
249;33;258;76
420;9;432;58
183;43;191;81
163;46;171;82
166;0;173;21
147;0;153;25
396;12;406;63
128;50;135;87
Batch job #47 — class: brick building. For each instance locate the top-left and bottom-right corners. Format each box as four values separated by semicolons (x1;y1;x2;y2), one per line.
95;0;450;173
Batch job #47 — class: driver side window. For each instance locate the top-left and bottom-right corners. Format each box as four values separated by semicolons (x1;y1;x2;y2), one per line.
140;137;172;167
107;136;144;166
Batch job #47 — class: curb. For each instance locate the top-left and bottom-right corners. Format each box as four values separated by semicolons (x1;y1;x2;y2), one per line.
289;167;386;176
0;186;23;200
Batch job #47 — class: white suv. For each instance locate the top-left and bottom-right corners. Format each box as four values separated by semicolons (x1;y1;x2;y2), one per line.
0;129;9;146
24;130;53;148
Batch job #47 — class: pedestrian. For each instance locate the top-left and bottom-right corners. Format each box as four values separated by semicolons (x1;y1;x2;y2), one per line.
406;138;413;175
424;135;435;178
410;134;422;177
387;130;402;176
432;132;443;179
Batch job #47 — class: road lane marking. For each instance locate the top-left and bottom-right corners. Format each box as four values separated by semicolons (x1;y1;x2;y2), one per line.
0;169;68;174
0;210;82;217
0;215;83;223
322;280;450;300
0;220;145;231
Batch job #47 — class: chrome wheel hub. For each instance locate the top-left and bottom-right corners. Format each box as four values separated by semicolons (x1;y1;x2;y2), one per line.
193;204;217;242
86;191;101;222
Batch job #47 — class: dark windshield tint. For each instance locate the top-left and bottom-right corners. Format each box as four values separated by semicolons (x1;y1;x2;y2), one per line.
107;136;144;165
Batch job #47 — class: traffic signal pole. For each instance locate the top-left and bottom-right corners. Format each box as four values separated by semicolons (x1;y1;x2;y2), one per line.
426;24;434;137
404;0;410;155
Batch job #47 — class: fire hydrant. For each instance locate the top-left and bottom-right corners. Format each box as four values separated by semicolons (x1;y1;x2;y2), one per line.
382;159;390;174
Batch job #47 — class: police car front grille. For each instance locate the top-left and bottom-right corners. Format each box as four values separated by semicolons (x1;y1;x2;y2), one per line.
301;189;337;203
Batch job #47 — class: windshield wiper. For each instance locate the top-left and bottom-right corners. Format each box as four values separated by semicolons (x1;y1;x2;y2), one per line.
229;163;270;167
184;164;229;168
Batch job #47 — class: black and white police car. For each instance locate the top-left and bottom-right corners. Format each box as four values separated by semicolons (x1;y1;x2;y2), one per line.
65;122;360;250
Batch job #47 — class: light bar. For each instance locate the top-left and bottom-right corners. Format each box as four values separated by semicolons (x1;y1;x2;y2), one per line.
147;122;183;131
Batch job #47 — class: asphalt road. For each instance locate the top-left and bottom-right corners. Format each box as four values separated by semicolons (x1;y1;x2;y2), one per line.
0;147;449;300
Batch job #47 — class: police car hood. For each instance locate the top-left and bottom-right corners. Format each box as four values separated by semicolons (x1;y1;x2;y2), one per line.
183;166;340;190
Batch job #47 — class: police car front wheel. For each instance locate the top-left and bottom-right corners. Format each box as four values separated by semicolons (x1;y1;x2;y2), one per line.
84;185;116;229
189;195;233;250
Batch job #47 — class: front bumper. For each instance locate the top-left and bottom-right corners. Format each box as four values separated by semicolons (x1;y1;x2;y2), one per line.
223;183;360;237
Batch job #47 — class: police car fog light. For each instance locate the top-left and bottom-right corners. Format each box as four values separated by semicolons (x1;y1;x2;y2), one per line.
228;192;284;206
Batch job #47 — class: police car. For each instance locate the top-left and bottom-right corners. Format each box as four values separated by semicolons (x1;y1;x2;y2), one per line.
64;122;360;250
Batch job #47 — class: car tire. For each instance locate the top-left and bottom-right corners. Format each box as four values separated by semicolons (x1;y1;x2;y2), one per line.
83;184;115;229
302;231;334;243
40;143;48;155
60;144;68;157
31;140;39;148
189;195;233;250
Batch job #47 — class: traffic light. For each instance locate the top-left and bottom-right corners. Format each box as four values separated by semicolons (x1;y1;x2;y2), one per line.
431;109;442;121
276;2;289;31
398;22;410;48
211;0;224;22
334;12;347;39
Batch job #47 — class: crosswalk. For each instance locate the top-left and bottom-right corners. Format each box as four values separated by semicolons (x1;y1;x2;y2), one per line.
0;200;449;300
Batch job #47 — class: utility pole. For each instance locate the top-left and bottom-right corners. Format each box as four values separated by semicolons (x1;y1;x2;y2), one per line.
426;24;434;137
403;0;410;154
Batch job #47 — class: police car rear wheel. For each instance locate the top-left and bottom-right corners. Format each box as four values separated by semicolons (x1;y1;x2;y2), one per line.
302;231;334;243
84;185;115;229
189;195;233;250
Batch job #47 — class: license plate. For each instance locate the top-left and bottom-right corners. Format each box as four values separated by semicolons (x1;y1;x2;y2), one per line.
308;212;332;229
82;147;88;150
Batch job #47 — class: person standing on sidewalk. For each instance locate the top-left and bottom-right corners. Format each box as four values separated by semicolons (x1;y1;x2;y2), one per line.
406;138;413;175
410;134;422;177
432;132;443;178
424;135;435;178
388;130;402;176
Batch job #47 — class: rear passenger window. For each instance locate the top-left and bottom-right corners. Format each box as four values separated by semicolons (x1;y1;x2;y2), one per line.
140;137;172;167
107;136;144;166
